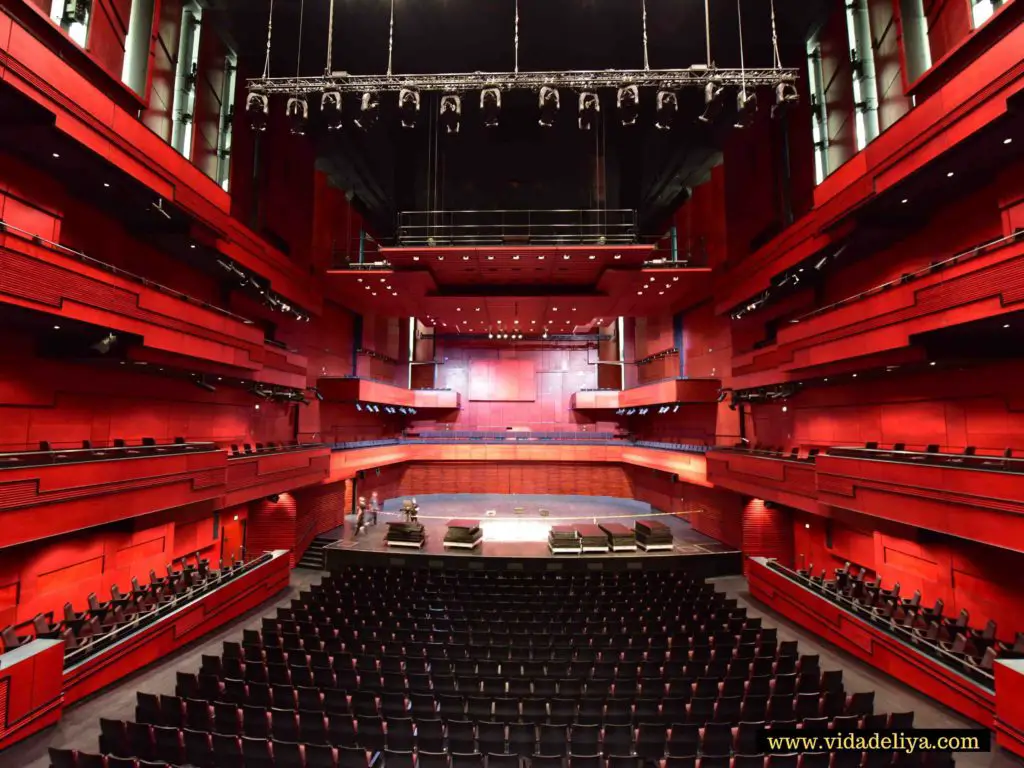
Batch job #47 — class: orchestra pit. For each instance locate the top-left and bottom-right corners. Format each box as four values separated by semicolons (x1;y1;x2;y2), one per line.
1;1;1023;768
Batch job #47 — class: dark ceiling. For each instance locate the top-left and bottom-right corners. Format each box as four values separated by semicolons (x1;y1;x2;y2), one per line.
209;0;830;235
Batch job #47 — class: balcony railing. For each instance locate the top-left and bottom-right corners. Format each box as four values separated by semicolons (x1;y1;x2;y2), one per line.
396;209;638;247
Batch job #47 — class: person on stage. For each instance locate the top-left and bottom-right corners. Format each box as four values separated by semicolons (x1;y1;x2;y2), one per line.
369;491;380;526
356;496;368;537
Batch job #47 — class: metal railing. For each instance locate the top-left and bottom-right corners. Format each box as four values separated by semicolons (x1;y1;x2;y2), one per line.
396;209;638;247
0;441;219;469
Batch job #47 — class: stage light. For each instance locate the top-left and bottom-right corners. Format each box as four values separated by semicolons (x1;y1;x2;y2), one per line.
481;87;502;127
356;92;380;130
489;332;494;339
672;404;679;413
542;330;548;339
440;94;462;134
286;96;309;135
772;81;799;118
735;89;757;129
193;376;217;393
247;92;269;131
617;84;639;126
409;408;417;415
699;77;726;123
655;90;678;130
91;332;118;355
538;86;559;127
308;387;325;402
321;90;343;130
356;403;363;411
399;88;420;128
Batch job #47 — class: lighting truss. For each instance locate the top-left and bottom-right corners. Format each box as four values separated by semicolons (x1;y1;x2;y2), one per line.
246;66;797;98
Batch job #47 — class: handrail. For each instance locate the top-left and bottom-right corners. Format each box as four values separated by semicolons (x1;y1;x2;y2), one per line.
63;553;275;668
765;560;996;689
0;220;257;326
0;441;219;468
790;231;1024;325
826;445;1023;473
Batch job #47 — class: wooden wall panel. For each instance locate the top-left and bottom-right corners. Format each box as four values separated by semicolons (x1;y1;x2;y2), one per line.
468;359;538;402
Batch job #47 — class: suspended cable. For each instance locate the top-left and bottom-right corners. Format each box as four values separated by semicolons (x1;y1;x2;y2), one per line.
704;0;712;67
737;0;745;91
325;0;336;75
387;0;396;77
514;0;520;74
295;0;305;83
642;0;650;71
262;0;275;79
770;0;783;69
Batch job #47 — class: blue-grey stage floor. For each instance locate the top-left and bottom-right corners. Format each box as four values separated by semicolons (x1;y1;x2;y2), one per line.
325;493;738;559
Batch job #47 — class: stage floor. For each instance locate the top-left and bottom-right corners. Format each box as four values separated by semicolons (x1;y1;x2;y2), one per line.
323;494;738;560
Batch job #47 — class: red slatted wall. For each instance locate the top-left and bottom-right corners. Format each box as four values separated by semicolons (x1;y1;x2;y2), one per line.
742;499;794;573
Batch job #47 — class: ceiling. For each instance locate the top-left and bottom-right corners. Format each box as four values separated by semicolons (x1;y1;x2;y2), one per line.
210;0;830;232
326;245;710;329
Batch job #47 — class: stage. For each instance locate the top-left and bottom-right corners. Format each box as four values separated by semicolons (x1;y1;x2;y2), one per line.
323;494;742;576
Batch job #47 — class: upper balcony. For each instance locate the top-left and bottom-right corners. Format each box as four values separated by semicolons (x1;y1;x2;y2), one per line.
317;377;460;410
0;441;329;548
706;446;821;514
572;378;722;410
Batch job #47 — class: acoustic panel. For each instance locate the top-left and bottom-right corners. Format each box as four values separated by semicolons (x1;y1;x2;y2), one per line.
468;360;537;401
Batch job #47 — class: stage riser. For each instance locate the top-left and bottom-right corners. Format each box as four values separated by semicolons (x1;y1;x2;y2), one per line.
325;547;743;576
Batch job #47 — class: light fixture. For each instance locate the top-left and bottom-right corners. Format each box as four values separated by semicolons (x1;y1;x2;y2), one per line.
247;92;270;131
103;182;110;188
399;88;421;128
1004;138;1013;145
440;94;462;134
538;255;546;260
901;198;909;204
52;152;61;159
735;89;757;129
356;91;380;129
53;325;61;330
772;81;799;118
782;405;788;413
321;90;343;130
617;84;639;126
1003;324;1010;329
463;254;470;260
699;77;725;123
538;86;560;127
563;254;571;260
578;91;600;131
285;96;309;135
655;90;678;130
946;171;955;178
481;87;501;127
588;254;596;260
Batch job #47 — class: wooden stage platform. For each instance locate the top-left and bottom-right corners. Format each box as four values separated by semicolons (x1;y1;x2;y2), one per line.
323;494;742;577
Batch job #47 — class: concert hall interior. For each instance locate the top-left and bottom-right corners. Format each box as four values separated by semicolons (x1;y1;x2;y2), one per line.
2;0;1024;766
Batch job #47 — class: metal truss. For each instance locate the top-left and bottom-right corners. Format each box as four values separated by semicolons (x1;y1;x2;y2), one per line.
246;66;798;96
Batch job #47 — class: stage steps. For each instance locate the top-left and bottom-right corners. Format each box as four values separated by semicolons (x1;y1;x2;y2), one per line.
296;534;336;570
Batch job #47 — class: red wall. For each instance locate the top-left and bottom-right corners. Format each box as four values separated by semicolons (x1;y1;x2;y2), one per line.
0;500;239;626
748;360;1024;454
415;344;610;432
792;508;1024;643
0;334;294;452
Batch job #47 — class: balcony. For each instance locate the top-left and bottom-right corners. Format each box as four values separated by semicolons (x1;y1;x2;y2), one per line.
317;377;460;410
572;378;722;410
706;447;821;514
815;445;1024;553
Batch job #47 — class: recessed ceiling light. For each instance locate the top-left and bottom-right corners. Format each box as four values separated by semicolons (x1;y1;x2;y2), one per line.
531;320;536;324
659;291;664;295
357;278;363;282
1004;138;1013;145
497;319;502;324
372;292;377;296
637;291;643;295
823;377;828;382
103;182;110;188
190;244;197;249
552;307;558;311
380;278;386;282
852;373;858;378
52;152;60;158
487;255;495;260
563;254;571;260
614;254;622;259
649;277;656;282
538;255;545;260
513;254;520;260
475;307;481;312
589;255;596;260
1003;323;1010;329
673;276;679;281
53;325;61;330
456;307;461;312
946;171;954;178
392;292;398;297
929;361;936;366
514;320;519;324
438;255;445;260
901;198;908;204
413;256;420;261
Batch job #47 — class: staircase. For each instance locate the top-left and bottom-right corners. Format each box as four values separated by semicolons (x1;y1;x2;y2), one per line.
296;534;335;570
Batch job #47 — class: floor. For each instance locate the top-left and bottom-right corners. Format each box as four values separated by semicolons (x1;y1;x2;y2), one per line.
331;493;737;559
4;569;1021;768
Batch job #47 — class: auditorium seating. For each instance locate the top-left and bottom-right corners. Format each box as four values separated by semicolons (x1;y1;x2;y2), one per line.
772;560;1024;689
55;566;955;768
1;553;272;666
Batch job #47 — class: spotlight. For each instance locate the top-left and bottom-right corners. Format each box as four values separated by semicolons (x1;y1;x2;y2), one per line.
672;404;679;413
440;94;462;134
617;84;639;126
735;89;757;129
578;91;599;131
247;92;269;131
489;332;494;339
356;403;363;411
356;92;380;130
772;81;799;118
193;376;217;393
286;96;309;135
655;90;678;130
399;88;420;128
90;332;118;355
542;330;548;339
481;87;501;128
321;90;343;130
409;408;417;415
307;386;325;402
538;86;559;127
699;77;726;123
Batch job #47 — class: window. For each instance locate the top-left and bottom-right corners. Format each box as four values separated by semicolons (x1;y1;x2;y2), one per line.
122;0;157;95
49;0;90;48
898;0;932;82
807;41;829;185
217;55;238;191
971;0;1004;27
171;3;203;160
845;0;879;151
